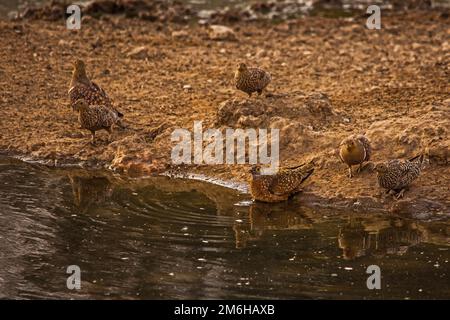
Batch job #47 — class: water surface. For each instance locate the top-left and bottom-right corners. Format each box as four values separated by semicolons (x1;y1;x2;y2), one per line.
0;156;448;299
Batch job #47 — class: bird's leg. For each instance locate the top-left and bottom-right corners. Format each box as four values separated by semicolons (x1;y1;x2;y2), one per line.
116;119;126;130
106;127;113;143
348;166;353;178
357;163;363;173
90;131;96;145
396;189;405;199
387;189;398;199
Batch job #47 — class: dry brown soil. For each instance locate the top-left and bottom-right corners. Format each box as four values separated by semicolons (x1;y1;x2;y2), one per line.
0;11;449;213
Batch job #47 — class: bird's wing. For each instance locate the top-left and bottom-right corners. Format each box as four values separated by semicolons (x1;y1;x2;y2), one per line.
356;135;372;161
408;154;424;164
268;167;313;195
91;81;110;100
250;69;268;81
90;81;123;117
267;173;297;196
68;85;85;104
397;160;421;186
284;162;307;170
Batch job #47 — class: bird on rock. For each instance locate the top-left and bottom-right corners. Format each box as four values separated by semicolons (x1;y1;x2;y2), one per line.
72;99;121;144
339;134;372;178
234;63;271;97
68;59;124;118
374;154;425;199
249;162;314;203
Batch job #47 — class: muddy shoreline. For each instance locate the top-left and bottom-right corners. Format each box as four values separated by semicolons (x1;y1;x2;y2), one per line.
1;149;447;218
0;6;449;215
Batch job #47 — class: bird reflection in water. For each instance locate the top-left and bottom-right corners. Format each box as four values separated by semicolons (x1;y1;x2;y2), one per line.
338;216;426;260
233;202;313;248
68;173;114;212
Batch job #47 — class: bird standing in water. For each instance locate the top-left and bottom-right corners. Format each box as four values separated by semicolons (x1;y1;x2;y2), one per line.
249;162;314;203
68;59;124;119
339;134;372;178
72;99;121;144
374;154;425;199
234;63;271;97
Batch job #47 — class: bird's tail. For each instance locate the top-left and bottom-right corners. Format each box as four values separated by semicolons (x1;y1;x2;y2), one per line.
287;159;316;170
113;107;124;118
114;117;127;129
409;153;425;164
301;167;315;183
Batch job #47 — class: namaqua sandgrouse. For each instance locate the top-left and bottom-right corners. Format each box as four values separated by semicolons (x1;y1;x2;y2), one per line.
374;154;424;199
72;99;121;144
339;134;372;178
68;59;124;118
249;163;314;203
234;63;271;97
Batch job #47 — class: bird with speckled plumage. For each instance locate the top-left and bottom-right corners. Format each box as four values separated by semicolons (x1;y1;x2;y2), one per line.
374;154;425;199
249;162;314;203
339;134;372;178
72;99;121;144
235;63;271;97
68;59;124;118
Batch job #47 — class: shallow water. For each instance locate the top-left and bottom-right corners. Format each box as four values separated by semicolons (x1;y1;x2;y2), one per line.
0;156;449;299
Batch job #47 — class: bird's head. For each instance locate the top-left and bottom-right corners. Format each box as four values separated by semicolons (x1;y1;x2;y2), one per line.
74;59;86;71
344;139;357;150
249;164;261;176
237;63;248;73
374;162;388;173
72;99;89;112
71;59;90;85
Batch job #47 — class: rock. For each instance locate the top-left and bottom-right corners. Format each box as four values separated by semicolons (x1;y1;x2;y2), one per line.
171;30;189;39
256;49;267;58
304;92;334;118
198;10;216;20
216;98;269;127
126;46;148;60
425;138;449;165
7;11;19;20
443;98;450;107
12;24;23;34
237;115;265;128
58;39;69;46
208;25;237;41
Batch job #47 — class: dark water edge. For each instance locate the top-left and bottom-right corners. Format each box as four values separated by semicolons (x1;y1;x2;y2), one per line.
0;156;448;299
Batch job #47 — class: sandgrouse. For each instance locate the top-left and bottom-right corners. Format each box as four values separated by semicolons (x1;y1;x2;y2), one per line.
234;63;271;97
374;154;424;199
249;163;314;203
72;99;121;144
68;59;123;118
339;134;372;178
